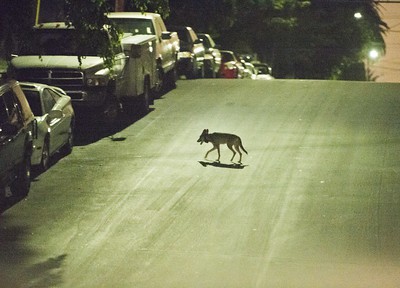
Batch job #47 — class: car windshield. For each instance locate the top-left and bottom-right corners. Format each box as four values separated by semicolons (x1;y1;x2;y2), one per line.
199;35;214;49
221;52;235;62
23;90;43;116
110;18;155;35
19;29;105;56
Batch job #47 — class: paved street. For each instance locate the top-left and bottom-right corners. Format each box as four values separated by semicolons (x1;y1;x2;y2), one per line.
1;79;400;287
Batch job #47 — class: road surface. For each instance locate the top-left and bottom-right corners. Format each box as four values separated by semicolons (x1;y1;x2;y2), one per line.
1;79;400;287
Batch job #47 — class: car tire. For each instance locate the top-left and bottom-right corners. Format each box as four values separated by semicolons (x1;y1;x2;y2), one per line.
0;187;6;208
186;58;197;79
10;154;31;197
61;123;74;156
139;79;150;115
164;67;177;91
40;139;50;171
198;62;205;78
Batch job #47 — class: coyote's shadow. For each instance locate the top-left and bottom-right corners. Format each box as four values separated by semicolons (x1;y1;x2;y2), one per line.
198;160;247;169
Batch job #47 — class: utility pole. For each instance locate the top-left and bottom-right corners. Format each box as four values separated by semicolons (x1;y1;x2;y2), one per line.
35;0;41;25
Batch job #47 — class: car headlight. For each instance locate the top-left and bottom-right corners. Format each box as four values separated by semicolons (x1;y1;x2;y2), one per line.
86;77;108;86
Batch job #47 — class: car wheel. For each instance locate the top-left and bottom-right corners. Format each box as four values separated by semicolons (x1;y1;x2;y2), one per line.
0;187;6;208
61;124;74;156
186;58;197;79
165;66;177;90
10;154;31;197
139;79;150;115
198;62;205;78
102;91;121;126
154;62;164;98
40;139;50;171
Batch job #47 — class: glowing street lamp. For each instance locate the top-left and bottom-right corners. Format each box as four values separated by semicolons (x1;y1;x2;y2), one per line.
366;49;380;81
369;49;379;60
354;12;362;19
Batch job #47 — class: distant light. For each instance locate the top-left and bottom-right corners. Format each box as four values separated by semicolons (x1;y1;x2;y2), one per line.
354;12;362;19
369;49;379;60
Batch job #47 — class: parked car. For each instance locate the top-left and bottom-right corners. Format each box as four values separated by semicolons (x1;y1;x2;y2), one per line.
12;22;159;125
107;12;180;92
20;82;75;171
197;33;221;78
170;26;205;79
243;62;257;79
0;79;36;205
252;62;273;76
219;50;244;79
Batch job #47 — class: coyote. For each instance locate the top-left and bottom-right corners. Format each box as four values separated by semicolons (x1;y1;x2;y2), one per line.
197;129;248;163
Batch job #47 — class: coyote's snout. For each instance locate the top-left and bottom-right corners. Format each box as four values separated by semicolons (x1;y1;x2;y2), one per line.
197;129;248;163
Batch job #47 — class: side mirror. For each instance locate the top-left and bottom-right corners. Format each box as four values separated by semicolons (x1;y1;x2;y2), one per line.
161;31;172;40
48;109;63;119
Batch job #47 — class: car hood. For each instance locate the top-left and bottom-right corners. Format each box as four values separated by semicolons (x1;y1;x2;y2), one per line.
11;55;104;70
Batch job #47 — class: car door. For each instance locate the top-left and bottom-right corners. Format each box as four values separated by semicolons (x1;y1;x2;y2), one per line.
0;90;25;177
42;88;64;153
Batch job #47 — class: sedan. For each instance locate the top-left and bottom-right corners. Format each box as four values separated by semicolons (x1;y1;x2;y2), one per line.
20;82;75;171
219;50;245;79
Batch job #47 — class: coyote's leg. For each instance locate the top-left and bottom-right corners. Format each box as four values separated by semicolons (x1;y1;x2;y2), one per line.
205;144;218;160
228;144;237;162
233;144;242;163
216;146;221;162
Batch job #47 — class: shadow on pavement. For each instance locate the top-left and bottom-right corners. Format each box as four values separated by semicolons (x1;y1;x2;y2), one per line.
198;160;247;169
74;108;154;146
0;216;67;287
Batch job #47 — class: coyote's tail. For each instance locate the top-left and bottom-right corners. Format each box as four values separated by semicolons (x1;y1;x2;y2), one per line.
240;139;248;154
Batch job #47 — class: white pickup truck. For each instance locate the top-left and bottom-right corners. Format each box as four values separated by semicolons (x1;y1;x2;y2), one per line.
107;12;180;93
11;22;158;122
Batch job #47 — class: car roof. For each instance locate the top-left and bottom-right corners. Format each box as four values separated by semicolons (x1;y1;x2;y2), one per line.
107;12;161;19
34;22;74;29
20;82;67;96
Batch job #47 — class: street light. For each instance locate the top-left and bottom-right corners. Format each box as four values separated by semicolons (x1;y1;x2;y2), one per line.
366;49;379;81
369;49;379;60
354;12;363;19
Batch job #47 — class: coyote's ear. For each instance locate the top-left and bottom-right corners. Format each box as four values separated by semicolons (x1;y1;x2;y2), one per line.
205;129;209;133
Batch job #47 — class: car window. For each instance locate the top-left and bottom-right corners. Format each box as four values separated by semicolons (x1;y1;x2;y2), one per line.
42;89;56;113
0;96;8;127
189;29;198;42
48;89;61;102
24;90;43;116
111;18;155;35
222;53;234;62
176;29;189;42
199;36;211;49
1;90;22;128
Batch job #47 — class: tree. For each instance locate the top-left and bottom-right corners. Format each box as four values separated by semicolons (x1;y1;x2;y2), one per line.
0;0;170;69
167;0;387;80
1;0;388;80
291;0;388;80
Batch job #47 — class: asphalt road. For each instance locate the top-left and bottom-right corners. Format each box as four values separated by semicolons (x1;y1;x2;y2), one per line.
1;79;400;287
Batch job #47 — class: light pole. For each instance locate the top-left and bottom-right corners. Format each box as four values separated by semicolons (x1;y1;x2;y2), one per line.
35;0;41;25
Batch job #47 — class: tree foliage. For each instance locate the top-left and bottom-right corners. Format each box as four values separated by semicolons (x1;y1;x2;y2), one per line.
168;0;387;80
0;0;388;80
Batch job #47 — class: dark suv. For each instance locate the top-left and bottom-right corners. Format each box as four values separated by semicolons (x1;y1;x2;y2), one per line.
0;79;36;206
